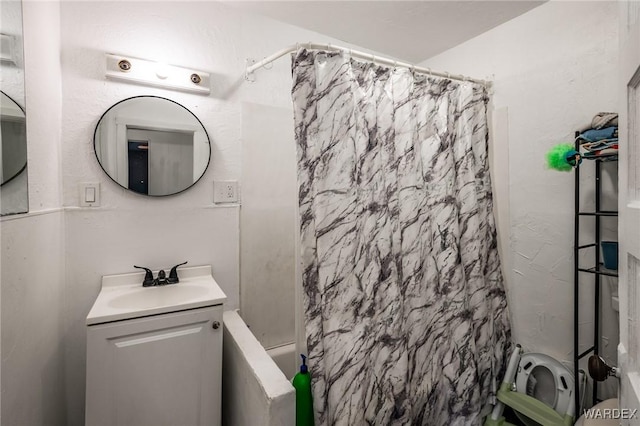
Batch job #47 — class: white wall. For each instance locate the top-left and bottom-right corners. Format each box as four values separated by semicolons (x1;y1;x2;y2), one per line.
241;102;297;350
421;0;619;385
222;310;295;426
1;211;66;425
1;1;66;425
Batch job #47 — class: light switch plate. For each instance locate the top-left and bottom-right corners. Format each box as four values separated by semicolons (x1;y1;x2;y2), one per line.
214;180;239;203
79;183;101;207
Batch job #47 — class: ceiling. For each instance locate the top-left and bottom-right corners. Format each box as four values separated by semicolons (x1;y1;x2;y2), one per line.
227;1;545;63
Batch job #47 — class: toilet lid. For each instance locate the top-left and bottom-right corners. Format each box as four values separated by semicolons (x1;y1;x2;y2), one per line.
515;353;574;417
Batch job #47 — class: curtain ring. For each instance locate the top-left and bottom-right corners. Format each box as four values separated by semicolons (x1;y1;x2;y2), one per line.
296;42;300;51
372;54;376;63
427;68;432;77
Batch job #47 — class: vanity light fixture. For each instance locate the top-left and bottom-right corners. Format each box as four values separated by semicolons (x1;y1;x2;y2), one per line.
105;54;210;95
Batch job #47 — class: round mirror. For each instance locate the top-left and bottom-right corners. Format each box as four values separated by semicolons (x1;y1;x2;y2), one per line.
94;96;211;196
1;91;27;186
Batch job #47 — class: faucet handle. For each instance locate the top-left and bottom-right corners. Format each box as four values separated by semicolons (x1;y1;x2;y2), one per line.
134;265;155;287
167;261;188;284
156;269;167;285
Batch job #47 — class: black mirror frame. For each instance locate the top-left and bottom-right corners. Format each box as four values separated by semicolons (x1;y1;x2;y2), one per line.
93;95;212;197
0;90;27;188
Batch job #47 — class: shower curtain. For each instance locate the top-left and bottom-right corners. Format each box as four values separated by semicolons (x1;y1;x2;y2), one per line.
291;49;511;426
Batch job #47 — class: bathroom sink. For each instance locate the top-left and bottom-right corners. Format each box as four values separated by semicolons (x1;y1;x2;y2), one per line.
108;285;210;309
86;265;226;325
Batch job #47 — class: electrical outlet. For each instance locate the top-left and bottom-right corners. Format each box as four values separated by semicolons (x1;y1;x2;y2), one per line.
214;180;239;203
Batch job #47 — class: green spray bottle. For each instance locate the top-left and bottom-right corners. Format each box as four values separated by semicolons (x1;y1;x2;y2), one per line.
292;354;314;426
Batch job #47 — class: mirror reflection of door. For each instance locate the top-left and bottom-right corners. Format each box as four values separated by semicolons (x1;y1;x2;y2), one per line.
126;128;194;196
127;140;148;195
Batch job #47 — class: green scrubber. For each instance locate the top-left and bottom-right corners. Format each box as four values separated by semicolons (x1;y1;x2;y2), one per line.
546;143;580;172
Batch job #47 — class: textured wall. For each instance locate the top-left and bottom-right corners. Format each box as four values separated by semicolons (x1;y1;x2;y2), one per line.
1;211;66;426
421;0;620;394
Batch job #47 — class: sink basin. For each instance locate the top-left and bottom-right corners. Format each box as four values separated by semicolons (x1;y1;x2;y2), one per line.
108;285;210;310
86;265;226;325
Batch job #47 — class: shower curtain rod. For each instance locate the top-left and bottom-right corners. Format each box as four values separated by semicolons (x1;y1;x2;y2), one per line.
245;42;491;87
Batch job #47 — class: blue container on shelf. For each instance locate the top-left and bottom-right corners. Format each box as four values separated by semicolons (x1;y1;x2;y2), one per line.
601;241;618;270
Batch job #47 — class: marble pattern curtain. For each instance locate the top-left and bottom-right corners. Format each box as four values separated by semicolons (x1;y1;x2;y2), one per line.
291;49;511;426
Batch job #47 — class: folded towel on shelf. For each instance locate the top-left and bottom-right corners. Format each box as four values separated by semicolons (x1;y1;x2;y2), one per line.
591;112;618;129
574;113;619;160
580;138;618;152
577;112;619;132
580;137;618;160
583;152;618;161
576;126;618;142
583;148;618;158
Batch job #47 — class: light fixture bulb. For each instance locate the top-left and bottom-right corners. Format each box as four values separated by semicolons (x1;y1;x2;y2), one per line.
155;62;169;80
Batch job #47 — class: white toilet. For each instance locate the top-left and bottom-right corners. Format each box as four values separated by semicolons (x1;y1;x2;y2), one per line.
512;353;575;426
514;354;619;425
487;345;619;426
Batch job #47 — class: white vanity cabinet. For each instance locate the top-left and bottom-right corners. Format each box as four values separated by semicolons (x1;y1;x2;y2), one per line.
85;266;226;426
